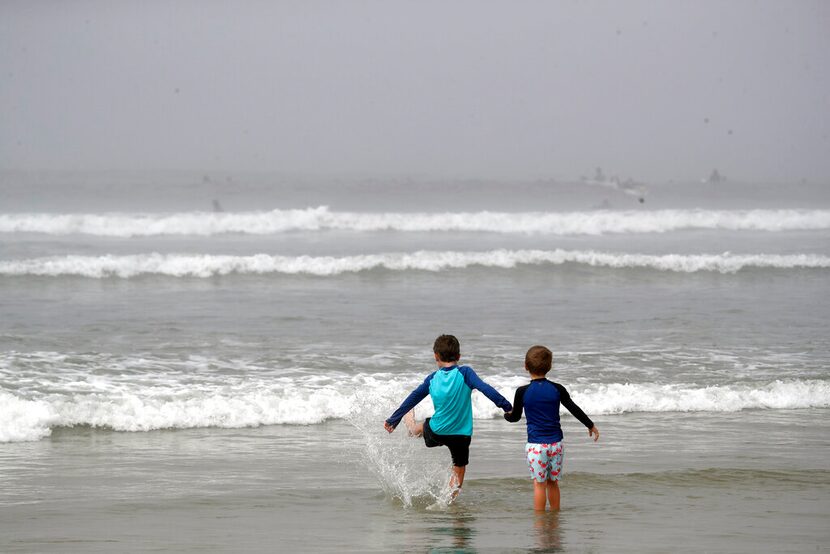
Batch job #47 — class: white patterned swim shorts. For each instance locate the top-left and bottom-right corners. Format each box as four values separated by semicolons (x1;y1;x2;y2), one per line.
526;441;564;483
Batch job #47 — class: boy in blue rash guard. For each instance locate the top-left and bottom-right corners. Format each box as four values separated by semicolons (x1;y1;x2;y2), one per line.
384;335;513;496
504;345;599;511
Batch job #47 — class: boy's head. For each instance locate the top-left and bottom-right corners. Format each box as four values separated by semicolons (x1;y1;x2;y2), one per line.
433;334;461;362
525;345;552;376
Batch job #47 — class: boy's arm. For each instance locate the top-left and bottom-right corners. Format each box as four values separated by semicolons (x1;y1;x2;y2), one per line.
458;366;512;412
554;383;594;429
384;374;433;430
503;385;528;422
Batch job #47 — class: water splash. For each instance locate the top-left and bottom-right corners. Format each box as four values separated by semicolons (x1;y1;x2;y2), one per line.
346;391;455;509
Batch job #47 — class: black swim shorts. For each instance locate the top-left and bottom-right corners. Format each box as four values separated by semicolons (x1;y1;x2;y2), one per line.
423;418;471;467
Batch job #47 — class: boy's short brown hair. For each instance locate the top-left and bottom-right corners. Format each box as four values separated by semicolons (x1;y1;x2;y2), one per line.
433;334;461;362
525;345;553;375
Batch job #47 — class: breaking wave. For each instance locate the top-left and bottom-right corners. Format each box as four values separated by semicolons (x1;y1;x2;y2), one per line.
2;207;829;236
1;250;828;278
1;356;828;443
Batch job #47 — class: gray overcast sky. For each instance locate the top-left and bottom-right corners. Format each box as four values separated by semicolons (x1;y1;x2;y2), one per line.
1;0;828;182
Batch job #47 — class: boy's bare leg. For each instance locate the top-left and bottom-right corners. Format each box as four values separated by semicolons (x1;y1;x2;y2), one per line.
403;410;423;437
450;465;466;498
546;480;560;511
533;481;547;511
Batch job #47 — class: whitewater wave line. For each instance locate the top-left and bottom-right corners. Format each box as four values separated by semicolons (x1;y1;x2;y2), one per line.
0;250;828;278
2;207;830;236
1;379;827;442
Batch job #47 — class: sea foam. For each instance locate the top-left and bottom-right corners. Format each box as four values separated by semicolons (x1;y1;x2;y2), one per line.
1;372;827;443
1;250;828;278
1;207;829;236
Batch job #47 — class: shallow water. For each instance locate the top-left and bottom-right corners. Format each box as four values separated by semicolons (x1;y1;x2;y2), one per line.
1;172;828;551
0;412;828;553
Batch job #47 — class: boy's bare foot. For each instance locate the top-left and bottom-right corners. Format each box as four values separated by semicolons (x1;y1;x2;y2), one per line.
403;410;423;437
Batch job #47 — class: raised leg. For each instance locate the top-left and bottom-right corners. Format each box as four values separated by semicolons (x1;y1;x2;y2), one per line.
403;410;423;437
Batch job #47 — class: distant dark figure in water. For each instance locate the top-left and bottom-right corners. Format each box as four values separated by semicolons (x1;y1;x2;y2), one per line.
212;199;224;213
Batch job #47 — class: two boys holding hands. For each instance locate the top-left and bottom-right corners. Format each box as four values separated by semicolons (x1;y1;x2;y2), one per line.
385;334;599;511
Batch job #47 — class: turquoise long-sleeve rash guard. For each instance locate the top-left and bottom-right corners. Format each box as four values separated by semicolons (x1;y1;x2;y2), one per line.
386;365;512;436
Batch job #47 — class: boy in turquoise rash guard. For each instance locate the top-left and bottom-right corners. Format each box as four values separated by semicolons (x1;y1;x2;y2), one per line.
384;335;513;495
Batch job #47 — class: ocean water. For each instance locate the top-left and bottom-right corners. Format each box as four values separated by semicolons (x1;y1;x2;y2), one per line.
1;171;829;552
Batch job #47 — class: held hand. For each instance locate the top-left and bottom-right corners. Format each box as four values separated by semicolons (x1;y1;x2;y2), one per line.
384;421;395;433
588;426;600;442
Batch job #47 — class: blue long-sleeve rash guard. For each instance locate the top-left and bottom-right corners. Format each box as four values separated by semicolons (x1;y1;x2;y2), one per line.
386;365;512;436
504;378;594;443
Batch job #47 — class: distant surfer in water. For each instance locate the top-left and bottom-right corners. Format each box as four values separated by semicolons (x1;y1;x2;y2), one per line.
384;334;512;497
504;345;599;511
